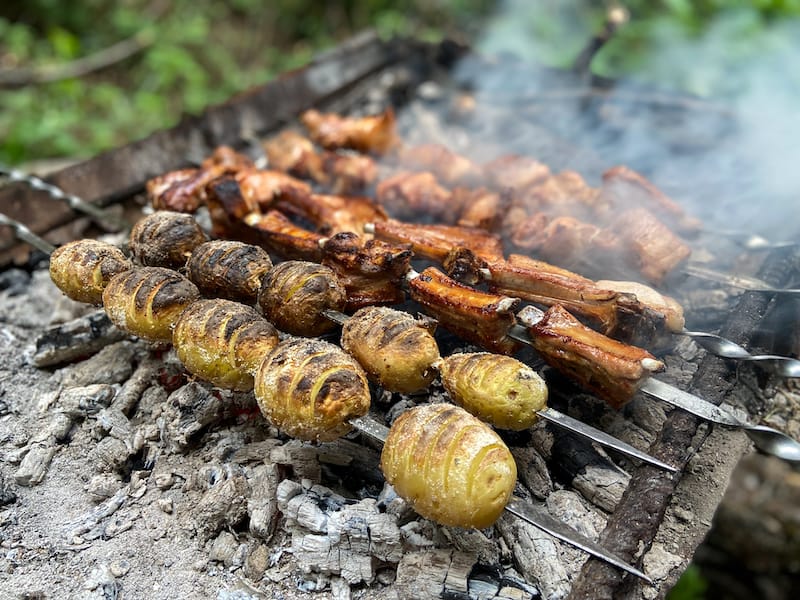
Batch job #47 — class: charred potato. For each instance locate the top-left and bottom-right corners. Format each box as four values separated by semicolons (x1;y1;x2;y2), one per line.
341;306;440;393
173;298;279;391
50;239;132;304
129;211;208;269
258;261;346;336
438;353;547;431
103;267;200;343
381;403;517;529
254;338;370;442
187;240;273;304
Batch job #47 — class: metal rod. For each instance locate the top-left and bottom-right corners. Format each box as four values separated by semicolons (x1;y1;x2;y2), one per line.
0;213;57;254
683;264;800;296
348;414;651;582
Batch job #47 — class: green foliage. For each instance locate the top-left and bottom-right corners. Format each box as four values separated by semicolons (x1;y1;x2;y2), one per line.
666;565;707;600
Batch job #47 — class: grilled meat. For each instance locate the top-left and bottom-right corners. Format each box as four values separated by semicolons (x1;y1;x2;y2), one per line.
396;143;483;187
301;107;399;154
376;171;455;221
483;154;551;191
262;130;327;182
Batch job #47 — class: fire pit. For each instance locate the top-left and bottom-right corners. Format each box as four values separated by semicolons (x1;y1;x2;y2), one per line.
1;32;799;600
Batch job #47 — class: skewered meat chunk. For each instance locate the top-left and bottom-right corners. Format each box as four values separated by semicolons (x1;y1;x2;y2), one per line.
611;207;692;285
147;146;254;212
206;179;325;261
262;130;327;182
341;306;441;393
187;240;273;304
254;337;370;442
287;193;387;237
438;353;547;431
514;171;603;219
381;403;517;529
50;239;132;305
258;261;346;337
510;213;623;277
369;219;505;263
454;187;510;232
595;279;685;333
322;152;378;195
396;143;483;187
321;232;412;310
102;267;200;343
129;211;208;270
407;267;520;355
600;166;701;234
521;304;664;408
234;169;313;213
173;299;279;391
483;154;550;191
301;107;399;154
376;171;455;221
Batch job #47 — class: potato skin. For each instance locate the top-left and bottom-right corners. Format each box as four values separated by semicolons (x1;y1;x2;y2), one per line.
438;353;547;431
50;239;132;304
381;403;517;529
187;240;273;304
129;211;208;269
341;306;440;393
258;261;346;336
173;299;279;391
254;338;370;442
103;267;200;343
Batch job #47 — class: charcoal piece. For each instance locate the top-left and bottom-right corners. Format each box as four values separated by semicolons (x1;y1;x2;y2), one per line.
159;382;222;452
32;310;125;368
192;474;250;541
395;548;475;600
60;340;136;388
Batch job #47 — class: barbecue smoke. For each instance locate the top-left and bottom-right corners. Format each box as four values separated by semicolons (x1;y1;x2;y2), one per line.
455;3;800;242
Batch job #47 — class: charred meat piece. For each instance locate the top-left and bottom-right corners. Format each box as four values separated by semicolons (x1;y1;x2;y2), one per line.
285;193;387;237
321;232;412;310
454;187;511;232
206;179;324;262
321;152;378;195
262;130;327;182
407;267;520;355
514;171;603;220
301;108;399;155
370;219;505;264
375;171;455;221
611;207;692;285
147;146;254;212
396;143;484;187
510;213;624;277
483;154;551;191
234;169;313;213
521;304;664;409
594;279;685;333
600;166;701;234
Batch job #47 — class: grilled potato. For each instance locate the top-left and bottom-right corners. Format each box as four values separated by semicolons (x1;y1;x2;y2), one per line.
50;239;132;304
381;403;517;529
438;353;547;431
254;338;370;442
187;240;273;304
173;299;279;391
341;306;440;393
103;267;200;343
258;261;346;336
129;211;208;269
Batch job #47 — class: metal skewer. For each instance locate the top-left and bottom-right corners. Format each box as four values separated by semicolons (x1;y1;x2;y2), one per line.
684;264;800;296
711;229;797;251
323;309;676;472
0;165;128;231
349;415;652;582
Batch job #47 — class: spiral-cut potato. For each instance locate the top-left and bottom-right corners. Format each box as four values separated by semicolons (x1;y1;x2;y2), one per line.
254;338;370;442
129;211;208;269
340;306;440;393
102;267;200;343
438;353;548;431
187;240;273;304
381;403;517;529
173;299;279;391
49;239;132;305
258;261;346;336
